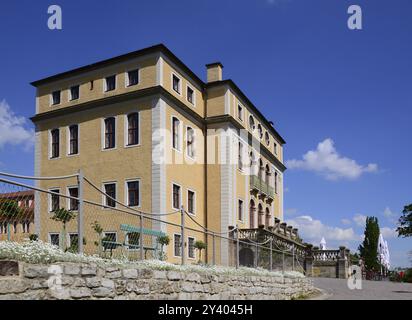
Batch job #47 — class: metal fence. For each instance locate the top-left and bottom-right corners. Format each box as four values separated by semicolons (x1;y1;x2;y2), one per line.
0;171;305;273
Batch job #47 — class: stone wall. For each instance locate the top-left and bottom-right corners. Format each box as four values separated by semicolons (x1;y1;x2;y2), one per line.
0;260;315;300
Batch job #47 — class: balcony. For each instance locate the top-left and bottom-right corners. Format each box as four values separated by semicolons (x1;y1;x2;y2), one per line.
250;175;274;199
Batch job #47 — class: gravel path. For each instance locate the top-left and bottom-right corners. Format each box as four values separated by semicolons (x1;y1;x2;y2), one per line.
310;277;412;300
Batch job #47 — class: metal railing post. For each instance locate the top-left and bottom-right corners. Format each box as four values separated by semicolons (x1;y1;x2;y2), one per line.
270;239;273;272
181;206;185;266
236;226;239;269
212;232;216;265
77;169;84;254
139;213;144;260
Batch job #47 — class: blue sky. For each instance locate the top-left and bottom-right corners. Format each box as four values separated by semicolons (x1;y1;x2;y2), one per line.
0;0;411;267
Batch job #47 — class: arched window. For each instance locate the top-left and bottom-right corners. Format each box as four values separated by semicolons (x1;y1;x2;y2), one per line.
104;117;116;149
265;165;271;185
127;113;139;146
265;207;271;228
249;115;256;131
249;200;256;229
172;117;181;150
258;203;264;226
257;124;263;139
265;132;270;146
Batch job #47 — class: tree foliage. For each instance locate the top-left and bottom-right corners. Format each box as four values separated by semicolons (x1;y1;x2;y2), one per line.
358;216;380;272
397;204;412;238
0;199;22;218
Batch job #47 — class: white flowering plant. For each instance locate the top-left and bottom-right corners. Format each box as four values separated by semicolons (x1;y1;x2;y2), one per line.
0;240;305;278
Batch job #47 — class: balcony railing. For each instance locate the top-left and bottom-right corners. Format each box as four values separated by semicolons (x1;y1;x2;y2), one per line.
250;175;274;199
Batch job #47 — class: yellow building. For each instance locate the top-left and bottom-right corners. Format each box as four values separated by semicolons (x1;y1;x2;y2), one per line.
30;44;286;265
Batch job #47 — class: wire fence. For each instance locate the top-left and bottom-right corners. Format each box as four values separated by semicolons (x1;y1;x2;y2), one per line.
0;171;305;273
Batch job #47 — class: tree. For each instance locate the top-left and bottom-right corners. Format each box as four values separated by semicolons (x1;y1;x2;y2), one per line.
397;204;412;237
194;240;207;264
91;221;103;256
157;235;170;261
50;208;76;251
0;199;22;240
358;216;380;272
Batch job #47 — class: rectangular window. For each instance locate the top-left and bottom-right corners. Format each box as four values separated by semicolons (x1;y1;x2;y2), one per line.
186;127;195;158
104;232;117;243
238;142;243;170
69;233;79;249
174;234;182;257
238;104;243;121
187;86;194;104
50;189;60;212
50;129;59;158
70;85;79;100
274;142;278;155
52;90;61;105
127;180;140;207
69;124;79;155
104;117;116;149
104;183;116;208
105;75;116;92
238;199;244;221
127;113;139;146
172;184;181;210
275;172;278;194
68;187;79;211
49;233;60;247
127;69;139;86
188;237;195;259
188;190;195;215
172;74;181;94
172;117;180;150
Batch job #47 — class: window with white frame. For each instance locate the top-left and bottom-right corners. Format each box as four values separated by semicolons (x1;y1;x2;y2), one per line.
50;129;60;159
70;85;80;101
51;90;61;105
126;113;139;146
172;117;181;151
103;232;117;244
127;69;139;87
104;117;116;149
172;74;181;94
188;237;195;259
68;187;79;211
187;190;195;215
50;189;60;212
238;199;244;221
172;184;181;210
126;180;140;207
105;75;116;92
186;127;195;158
104;183;116;208
187;86;194;104
174;234;182;257
49;233;60;247
68;124;79;155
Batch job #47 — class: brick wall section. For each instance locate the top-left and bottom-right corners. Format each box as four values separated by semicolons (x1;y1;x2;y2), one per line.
0;261;315;300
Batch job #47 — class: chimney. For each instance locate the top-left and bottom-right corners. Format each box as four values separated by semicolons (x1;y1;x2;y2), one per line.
206;62;223;83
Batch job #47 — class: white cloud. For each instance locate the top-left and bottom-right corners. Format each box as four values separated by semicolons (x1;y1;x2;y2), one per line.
353;214;367;227
341;218;352;226
286;138;378;180
286;215;361;243
0;100;34;150
381;227;397;239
